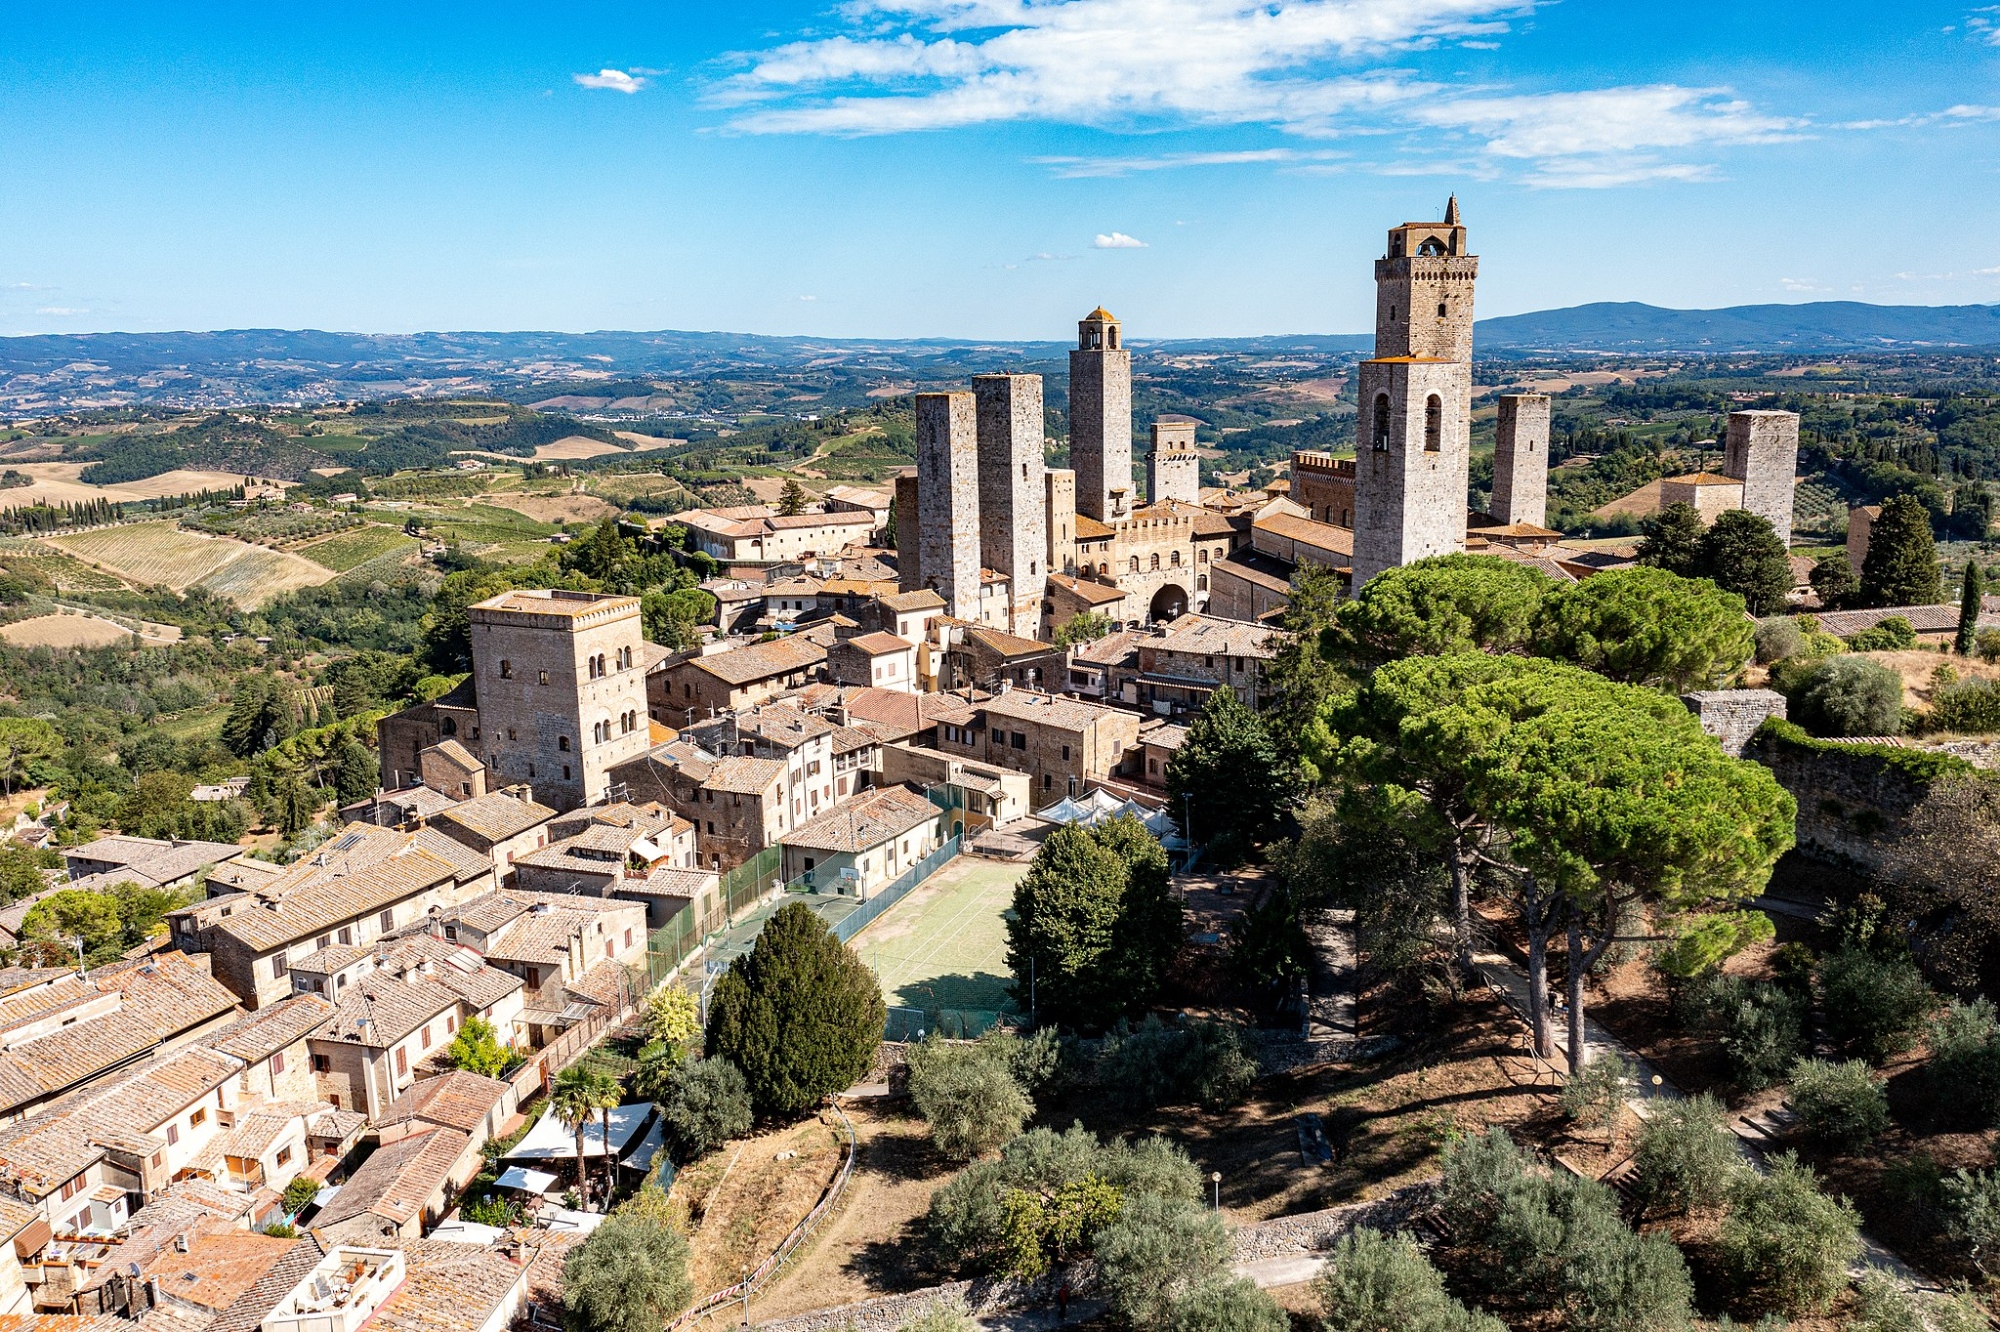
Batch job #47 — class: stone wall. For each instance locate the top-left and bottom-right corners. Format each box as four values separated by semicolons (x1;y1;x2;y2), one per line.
974;374;1047;640
1070;315;1131;524
1229;1180;1438;1262
1683;688;1787;757
1723;410;1800;546
915;392;982;618
1746;719;1974;872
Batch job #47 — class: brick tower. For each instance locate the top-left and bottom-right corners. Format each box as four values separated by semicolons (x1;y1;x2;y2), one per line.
914;391;982;618
1492;393;1551;527
974;373;1048;638
1146;419;1201;506
1723;409;1800;546
1069;307;1131;523
1352;196;1478;589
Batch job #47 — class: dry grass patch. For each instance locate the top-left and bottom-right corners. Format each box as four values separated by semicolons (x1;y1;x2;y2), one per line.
484;492;619;525
680;1115;846;1308
1;613;178;649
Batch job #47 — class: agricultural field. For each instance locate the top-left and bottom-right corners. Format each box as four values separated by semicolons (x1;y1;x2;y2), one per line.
2;613;148;649
44;522;334;608
416;501;561;562
480;491;618;525
294;524;420;571
0;462;276;508
0;543;129;592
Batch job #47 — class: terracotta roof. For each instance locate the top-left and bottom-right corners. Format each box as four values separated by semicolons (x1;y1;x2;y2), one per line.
469;590;638;619
312;972;460;1049
422;738;481;774
197;1235;326;1332
407;828;492;883
690;636;827;686
702;755;788;796
1046;573;1128;606
287;943;371;977
432;792;555;844
1212;554;1292;594
66;836;242;877
783;785;940;855
203;995;334;1064
311;1127;468;1230
1069;629;1146;666
980;690;1128;732
963;626;1053;660
206;833;462;953
1150;613;1278;660
377;1071;511;1136
842;631;915;655
1252;512;1354;557
370;1239;531;1332
876;589;945;613
1073;515;1115;540
1812;603;1967;636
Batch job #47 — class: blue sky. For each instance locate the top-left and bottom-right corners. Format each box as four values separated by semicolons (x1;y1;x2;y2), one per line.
2;1;1997;339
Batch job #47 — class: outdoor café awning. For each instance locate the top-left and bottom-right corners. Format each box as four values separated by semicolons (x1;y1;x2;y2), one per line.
504;1104;653;1161
493;1166;560;1193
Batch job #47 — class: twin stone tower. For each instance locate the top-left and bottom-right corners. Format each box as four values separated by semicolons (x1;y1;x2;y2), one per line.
904;197;1800;630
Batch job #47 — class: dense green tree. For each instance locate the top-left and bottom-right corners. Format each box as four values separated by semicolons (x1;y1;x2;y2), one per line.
777;478;808;516
1635;501;1707;576
1050;612;1112;648
1166;1275;1289;1332
444;1015;515;1077
0;718;62;796
1531;566;1754;691
1316;1228;1504;1332
1860;494;1943;608
641;587;716;648
20;888;122;965
1226;887;1312;1004
1698;509;1793;615
1094;1192;1231;1329
1165;686;1290;862
907;1036;1033;1160
221;678;294;758
1005;814;1181;1028
560;1211;694;1332
1263;562;1348;745
333;737;378;803
1308;654;1794;1064
640;986;702;1058
656;1056;753;1160
1630;1093;1740;1216
707;902;884;1116
1788;1057;1890;1150
1717;1153;1861;1317
1818;946;1935;1063
1329;553;1551;668
1785;655;1904;737
1960;561;1986;655
1809;552;1861;610
0;846;56;904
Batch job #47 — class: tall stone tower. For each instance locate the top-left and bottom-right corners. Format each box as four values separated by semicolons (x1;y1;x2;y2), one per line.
1492;393;1550;527
1045;468;1076;575
893;472;923;592
914;391;982;618
1069;306;1131;523
974;373;1048;638
1723;410;1800;546
1352;196;1478;590
1147;419;1201;506
469;589;649;813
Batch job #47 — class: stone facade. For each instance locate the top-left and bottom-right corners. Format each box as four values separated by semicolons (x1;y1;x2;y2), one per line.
1145;419;1201;506
1491;393;1550;526
913;391;982;617
1043;468;1076;576
1660;473;1744;523
469;590;650;813
1290;451;1355;527
938;689;1141;806
1724;409;1801;545
1069;307;1131;523
1745;725;1960;873
893;472;922;590
974;373;1047;639
1683;689;1787;758
1847;503;1880;575
1352;200;1477;589
376;680;479;792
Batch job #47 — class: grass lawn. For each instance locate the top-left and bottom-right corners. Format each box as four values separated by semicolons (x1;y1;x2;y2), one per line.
853;858;1023;1019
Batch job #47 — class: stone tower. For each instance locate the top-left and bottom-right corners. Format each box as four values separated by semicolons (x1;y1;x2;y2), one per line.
1352;196;1478;590
1723;410;1800;546
1147;419;1201;506
1045;468;1076;575
1492;393;1551;527
914;391;982;618
469;589;649;813
974;373;1048;639
1069;306;1131;523
893;472;923;592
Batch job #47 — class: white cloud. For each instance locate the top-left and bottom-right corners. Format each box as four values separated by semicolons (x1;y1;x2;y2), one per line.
574;69;647;94
1094;231;1149;248
1025;252;1076;261
1412;85;1799;159
1968;6;2000;44
1033;147;1342;177
798;294;818;301
34;307;86;316
1780;278;1829;292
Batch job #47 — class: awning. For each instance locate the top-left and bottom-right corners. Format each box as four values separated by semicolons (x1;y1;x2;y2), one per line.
539;1206;608;1236
504;1104;654;1161
432;1219;504;1245
621;1120;670;1178
494;1166;560;1193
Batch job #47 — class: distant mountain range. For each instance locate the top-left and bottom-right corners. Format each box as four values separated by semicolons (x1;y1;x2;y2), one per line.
3;300;1996;414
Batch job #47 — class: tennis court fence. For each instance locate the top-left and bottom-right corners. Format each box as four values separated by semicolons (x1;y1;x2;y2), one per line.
884;1005;1022;1041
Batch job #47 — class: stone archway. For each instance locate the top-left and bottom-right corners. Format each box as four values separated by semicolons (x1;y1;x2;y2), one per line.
1150;583;1189;621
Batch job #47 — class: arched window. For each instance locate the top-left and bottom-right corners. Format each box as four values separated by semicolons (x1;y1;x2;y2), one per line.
1099;562;1110;576
1372;394;1391;452
559;735;572;751
1170;550;1182;567
1149;553;1160;571
1198;575;1208;591
1424;396;1442;452
1129;557;1140;573
1198;549;1208;564
1437;302;1447;318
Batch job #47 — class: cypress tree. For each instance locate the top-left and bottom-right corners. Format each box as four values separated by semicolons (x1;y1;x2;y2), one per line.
1860;494;1943;608
1959;561;1986;655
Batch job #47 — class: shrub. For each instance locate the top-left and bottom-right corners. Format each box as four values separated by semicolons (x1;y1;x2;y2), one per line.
657;1057;753;1161
561;1212;695;1332
1928;999;2000;1127
1167;1275;1290;1332
1788;1058;1889;1151
1094;1192;1230;1328
1785;655;1905;737
1977;628;2000;663
706;902;885;1117
1818;947;1934;1064
895;1297;976;1332
1717;1152;1861;1316
1848;615;1917;652
1098;1015;1257;1110
1678;973;1807;1090
1316;1228;1505;1332
1631;1093;1740;1216
1754;616;1803;664
280;1177;321;1217
998;1176;1122;1279
1942;1167;2000;1271
1560;1052;1632;1132
1927;678;2000;735
640;986;702;1059
909;1041;1033;1161
1850;1271;1992;1332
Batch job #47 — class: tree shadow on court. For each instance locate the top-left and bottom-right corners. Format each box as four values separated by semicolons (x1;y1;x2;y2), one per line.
889;971;1016;1013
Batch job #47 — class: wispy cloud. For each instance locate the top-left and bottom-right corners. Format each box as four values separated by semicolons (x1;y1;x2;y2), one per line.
574;68;647;94
1024;252;1076;261
1033;147;1343;177
1780;277;1829;292
33;307;86;316
1094;231;1149;249
1967;6;2000;45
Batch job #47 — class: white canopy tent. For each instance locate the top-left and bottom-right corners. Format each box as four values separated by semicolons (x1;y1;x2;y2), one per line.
504;1104;654;1161
493;1165;560;1193
1038;788;1174;839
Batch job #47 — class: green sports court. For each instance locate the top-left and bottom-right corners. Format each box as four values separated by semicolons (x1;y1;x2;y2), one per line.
853;857;1026;1020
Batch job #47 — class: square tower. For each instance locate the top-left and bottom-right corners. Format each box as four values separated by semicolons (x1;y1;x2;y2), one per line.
1723;410;1800;546
1492;393;1551;527
1045;468;1077;575
915;391;982;618
469;589;649;813
1353;197;1478;590
974;373;1049;639
1069;306;1131;523
893;472;923;592
1147;419;1201;506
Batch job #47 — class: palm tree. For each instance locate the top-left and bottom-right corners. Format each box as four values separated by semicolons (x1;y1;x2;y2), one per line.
588;1070;625;1208
550;1065;606;1207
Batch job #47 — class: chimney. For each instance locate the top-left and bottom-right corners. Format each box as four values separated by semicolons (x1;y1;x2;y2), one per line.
173;1233;188;1254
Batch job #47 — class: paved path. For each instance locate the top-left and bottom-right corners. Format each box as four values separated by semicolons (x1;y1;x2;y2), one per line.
1305;908;1356;1041
1468;946;1931;1292
1233;1254;1324;1288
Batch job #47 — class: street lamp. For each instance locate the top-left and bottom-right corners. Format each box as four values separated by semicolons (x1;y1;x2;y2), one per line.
741;1263;751;1328
1210;1171;1222;1212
